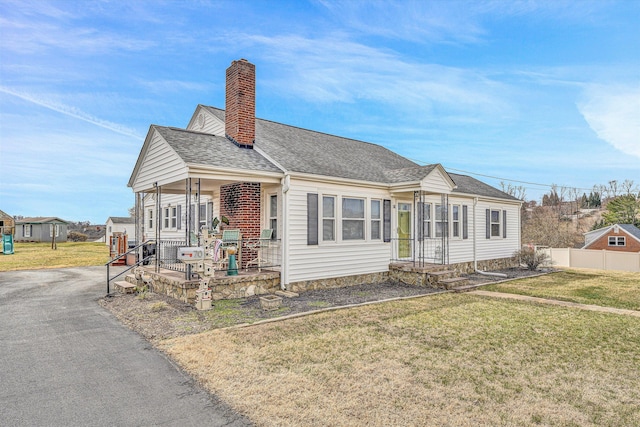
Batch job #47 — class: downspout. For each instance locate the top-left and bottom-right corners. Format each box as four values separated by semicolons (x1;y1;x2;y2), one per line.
473;197;507;278
280;174;290;290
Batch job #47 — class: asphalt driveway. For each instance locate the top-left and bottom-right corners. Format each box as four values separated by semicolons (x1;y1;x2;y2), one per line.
0;266;251;427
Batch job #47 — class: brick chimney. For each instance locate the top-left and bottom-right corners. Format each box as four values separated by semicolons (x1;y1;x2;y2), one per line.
225;59;255;148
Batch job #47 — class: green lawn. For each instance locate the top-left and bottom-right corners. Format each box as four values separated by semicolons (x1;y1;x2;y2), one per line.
162;292;640;427
0;242;110;271
483;269;640;311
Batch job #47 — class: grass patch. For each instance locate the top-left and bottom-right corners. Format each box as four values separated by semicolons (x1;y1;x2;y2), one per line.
484;268;640;311
178;299;268;329
0;242;110;271
307;300;332;308
161;293;640;426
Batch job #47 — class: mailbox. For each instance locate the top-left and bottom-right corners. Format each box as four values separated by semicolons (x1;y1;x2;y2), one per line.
177;247;205;261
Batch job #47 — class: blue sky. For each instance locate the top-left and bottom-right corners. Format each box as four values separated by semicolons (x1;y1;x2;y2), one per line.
1;0;638;224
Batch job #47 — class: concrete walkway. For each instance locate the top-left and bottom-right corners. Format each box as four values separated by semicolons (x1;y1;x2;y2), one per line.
0;267;251;427
470;290;640;317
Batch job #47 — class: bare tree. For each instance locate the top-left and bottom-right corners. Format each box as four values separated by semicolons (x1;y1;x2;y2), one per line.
621;179;638;196
500;181;527;200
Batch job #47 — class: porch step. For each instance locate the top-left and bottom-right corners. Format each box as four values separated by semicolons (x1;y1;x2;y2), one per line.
427;270;458;283
114;281;136;294
124;274;137;285
440;277;470;290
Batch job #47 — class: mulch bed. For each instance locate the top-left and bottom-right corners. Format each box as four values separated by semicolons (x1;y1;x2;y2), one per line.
100;267;552;341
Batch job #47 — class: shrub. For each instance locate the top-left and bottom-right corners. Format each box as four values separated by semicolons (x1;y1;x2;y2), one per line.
68;231;88;242
514;246;550;271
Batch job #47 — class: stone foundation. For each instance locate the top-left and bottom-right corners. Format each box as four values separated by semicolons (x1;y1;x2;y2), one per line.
288;272;389;294
139;268;281;303
449;257;519;275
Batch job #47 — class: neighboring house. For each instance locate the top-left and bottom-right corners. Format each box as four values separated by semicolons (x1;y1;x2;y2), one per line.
105;216;136;246
0;209;15;235
583;224;640;252
15;217;69;242
128;59;522;289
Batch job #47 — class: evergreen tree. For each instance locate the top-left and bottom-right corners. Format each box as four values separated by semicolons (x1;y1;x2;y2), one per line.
601;195;640;227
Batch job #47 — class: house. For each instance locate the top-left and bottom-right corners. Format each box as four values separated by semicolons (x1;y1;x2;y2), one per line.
15;217;69;243
0;209;15;236
583;224;640;252
128;59;522;292
105;216;136;246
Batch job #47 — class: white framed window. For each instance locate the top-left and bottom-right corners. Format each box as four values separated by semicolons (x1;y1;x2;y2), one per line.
451;205;460;238
322;195;335;241
24;224;31;238
435;204;447;238
164;208;170;229
490;209;501;237
148;209;153;230
371;199;381;240
269;194;278;239
420;203;431;239
170;207;177;228
608;236;625;246
342;197;365;240
49;224;60;237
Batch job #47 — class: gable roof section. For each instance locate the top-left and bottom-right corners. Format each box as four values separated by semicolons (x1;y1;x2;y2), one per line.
583;224;640;248
157;126;281;173
107;216;135;224
16;217;68;224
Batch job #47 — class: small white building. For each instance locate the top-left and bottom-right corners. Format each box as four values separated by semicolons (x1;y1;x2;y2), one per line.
105;216;135;246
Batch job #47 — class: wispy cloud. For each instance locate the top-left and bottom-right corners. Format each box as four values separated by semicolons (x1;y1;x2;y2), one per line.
240;33;510;118
0;86;142;139
578;85;640;158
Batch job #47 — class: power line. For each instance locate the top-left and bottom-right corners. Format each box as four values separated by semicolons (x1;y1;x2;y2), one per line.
407;157;597;193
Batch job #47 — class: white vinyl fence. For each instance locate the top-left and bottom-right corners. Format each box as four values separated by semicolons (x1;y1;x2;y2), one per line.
540;248;640;273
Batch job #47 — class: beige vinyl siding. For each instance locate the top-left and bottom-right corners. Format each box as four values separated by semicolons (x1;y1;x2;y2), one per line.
447;196;474;264
421;168;453;194
134;130;187;192
286;179;391;284
186;108;226;136
474;199;520;261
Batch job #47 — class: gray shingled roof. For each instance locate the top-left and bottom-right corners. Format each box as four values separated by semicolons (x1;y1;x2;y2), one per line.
191;106;517;201
16;217;68;224
619;224;640;241
155;126;282;173
108;216;135;224
449;173;520;201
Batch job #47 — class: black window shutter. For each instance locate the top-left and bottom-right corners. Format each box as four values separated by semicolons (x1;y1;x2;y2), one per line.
177;205;182;230
417;202;424;241
307;193;318;245
485;209;490;239
503;210;507;238
383;199;391;242
462;205;468;239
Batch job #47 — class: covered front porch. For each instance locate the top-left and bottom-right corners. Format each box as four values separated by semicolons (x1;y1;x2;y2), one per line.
390;189;452;267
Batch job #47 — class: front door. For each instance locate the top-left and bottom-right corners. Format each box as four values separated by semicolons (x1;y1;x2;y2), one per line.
397;202;412;258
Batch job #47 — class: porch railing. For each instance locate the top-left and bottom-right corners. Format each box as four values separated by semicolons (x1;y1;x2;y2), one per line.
154;238;282;273
390;237;446;266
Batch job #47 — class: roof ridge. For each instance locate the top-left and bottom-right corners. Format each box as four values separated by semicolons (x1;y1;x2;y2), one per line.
203;105;393;149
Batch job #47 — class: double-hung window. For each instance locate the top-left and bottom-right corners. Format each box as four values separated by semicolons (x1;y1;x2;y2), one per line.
608;236;625;246
490;209;501;237
164;208;170;229
148;210;153;230
451;205;460;238
420;203;432;239
435;204;447;237
323;196;335;241
270;195;278;239
371;200;381;240
49;224;59;237
24;224;31;238
342;198;365;240
199;203;207;230
170;207;177;229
